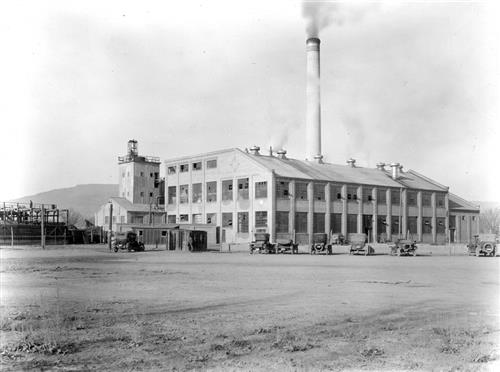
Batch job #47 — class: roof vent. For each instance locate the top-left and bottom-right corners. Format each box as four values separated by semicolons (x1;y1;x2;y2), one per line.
376;162;386;170
390;162;400;179
249;145;260;156
346;158;356;167
276;149;287;159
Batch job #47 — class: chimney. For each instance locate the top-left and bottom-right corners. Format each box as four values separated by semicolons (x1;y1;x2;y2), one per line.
276;149;287;159
127;139;138;157
249;145;260;156
390;162;400;179
346;158;356;167
269;146;273;156
306;37;323;163
376;162;386;170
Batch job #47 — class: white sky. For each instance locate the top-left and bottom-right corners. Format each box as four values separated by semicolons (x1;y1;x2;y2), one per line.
1;0;499;202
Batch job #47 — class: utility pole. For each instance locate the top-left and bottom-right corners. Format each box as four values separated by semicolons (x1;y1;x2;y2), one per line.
108;202;113;251
41;204;45;249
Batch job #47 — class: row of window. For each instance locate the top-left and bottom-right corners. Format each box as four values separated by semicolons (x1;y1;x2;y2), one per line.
167;211;268;232
167;159;217;174
168;180;267;204
276;181;445;206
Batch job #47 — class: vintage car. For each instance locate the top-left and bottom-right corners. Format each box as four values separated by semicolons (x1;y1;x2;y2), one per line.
310;233;332;255
113;231;145;252
276;238;299;254
349;233;374;256
389;239;417;256
467;234;497;257
249;233;276;254
330;233;346;245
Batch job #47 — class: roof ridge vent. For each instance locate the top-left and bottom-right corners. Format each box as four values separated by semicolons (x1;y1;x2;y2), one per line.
249;145;260;156
346;158;356;167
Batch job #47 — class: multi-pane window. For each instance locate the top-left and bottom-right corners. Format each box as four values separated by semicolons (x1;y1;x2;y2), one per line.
331;184;342;200
276;181;290;199
222;213;233;227
167;215;176;224
192;214;202;224
391;189;401;205
422;218;432;233
422;192;432;207
206;213;217;225
407;191;417;206
255;181;267;198
192;161;202;171
180;164;188;173
313;184;325;201
180;185;189;204
238;178;249;200
192;183;202;203
377;188;386;204
206;159;217;169
296;182;308;201
347;186;358;201
436;194;445;208
104;216;109;224
168;166;176;174
237;212;249;233
222;180;233;201
363;187;373;202
255;211;268;228
276;211;289;233
179;214;189;222
206;181;217;202
295;212;308;233
392;217;401;236
313;213;325;233
168;186;177;204
330;213;342;233
408;217;418;234
437;217;445;233
347;214;357;233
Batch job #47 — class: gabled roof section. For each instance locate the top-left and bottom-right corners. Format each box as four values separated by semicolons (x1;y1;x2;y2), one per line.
110;197;165;213
449;193;480;212
393;169;449;192
164;148;238;164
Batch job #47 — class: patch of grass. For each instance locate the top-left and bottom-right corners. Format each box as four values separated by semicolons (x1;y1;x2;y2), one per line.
272;331;314;353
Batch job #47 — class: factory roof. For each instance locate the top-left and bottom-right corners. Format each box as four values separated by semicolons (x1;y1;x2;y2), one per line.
239;150;448;191
109;197;165;213
448;193;480;212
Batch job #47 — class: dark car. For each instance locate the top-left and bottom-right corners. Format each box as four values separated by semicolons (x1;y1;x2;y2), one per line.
113;231;145;252
310;233;332;255
467;234;497;257
390;239;417;256
249;233;276;254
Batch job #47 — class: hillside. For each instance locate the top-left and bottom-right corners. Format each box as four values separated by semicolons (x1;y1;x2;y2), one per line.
12;184;119;219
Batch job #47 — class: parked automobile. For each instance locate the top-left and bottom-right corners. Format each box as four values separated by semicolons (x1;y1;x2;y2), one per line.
310;233;332;255
467;234;497;257
330;233;345;245
249;233;276;254
389;239;417;256
113;231;145;253
276;238;299;254
349;233;374;256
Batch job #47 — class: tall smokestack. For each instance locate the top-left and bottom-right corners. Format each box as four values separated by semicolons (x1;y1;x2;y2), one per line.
306;37;323;163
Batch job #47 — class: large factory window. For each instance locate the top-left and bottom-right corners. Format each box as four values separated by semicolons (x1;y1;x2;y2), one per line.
222;180;233;201
407;191;417;206
168;186;176;204
313;213;325;233
206;213;217;225
168;166;176;174
192;214;202;224
180;185;189;204
255;211;267;228
313;184;325;201
104;216;109;224
422;192;431;207
408;217;418;234
167;215;176;224
331;184;342;200
436;194;445;208
392;217;401;237
192;183;202;203
192;161;202;171
347;186;357;201
276;212;289;233
206;182;217;202
347;214;357;233
330;213;342;233
180;164;188;173
255;181;267;198
295;212;308;233
391;189;401;205
179;214;188;222
296;183;308;201
206;159;217;169
237;178;249;200
222;213;233;227
377;188;386;204
238;212;249;233
437;218;445;233
363;188;373;203
276;181;290;199
422;218;432;233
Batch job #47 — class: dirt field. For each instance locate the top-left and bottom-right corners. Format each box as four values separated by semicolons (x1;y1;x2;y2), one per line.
1;245;499;371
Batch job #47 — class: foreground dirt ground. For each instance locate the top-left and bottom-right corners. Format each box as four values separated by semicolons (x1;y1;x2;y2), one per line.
1;245;499;371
